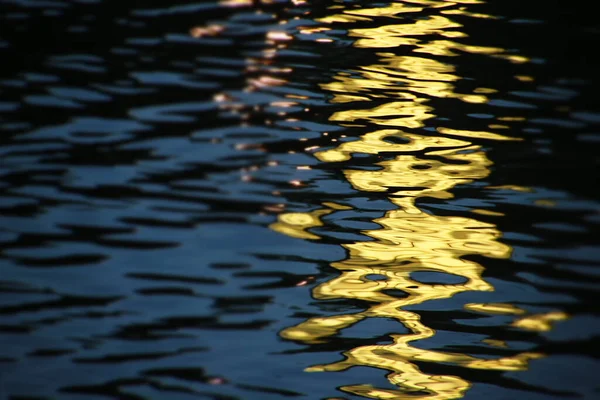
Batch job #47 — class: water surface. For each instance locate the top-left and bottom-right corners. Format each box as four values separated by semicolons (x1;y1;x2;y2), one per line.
1;0;599;399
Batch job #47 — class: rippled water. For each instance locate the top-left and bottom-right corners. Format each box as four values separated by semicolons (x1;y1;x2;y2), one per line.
1;0;599;399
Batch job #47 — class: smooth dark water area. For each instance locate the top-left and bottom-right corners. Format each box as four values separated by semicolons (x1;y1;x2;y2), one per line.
1;1;599;399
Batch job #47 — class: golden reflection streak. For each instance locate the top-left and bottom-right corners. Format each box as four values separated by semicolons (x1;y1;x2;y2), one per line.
270;209;333;240
512;312;569;332
315;130;470;163
318;5;528;63
346;3;424;18
277;144;551;398
465;303;526;315
270;2;566;399
321;54;503;108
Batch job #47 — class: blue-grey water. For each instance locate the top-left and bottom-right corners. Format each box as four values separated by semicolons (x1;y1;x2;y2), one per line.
1;1;599;399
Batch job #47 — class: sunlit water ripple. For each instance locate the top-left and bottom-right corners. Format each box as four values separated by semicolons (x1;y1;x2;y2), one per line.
1;0;599;399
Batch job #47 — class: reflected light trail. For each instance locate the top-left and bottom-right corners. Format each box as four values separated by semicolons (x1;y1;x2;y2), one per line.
270;1;567;399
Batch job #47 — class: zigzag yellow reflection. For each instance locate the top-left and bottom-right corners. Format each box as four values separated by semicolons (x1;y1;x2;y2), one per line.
274;141;545;399
269;2;565;398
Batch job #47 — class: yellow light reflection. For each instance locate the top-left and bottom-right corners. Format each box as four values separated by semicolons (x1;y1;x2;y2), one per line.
512;312;569;332
436;126;522;141
351;16;462;49
346;3;424;18
315;130;470;163
441;8;498;20
271;1;567;399
270;209;332;240
465;302;527;315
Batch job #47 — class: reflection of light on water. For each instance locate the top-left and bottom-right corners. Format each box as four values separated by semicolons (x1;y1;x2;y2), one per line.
465;302;527;315
274;141;558;397
271;209;332;240
277;147;547;389
190;24;225;38
512;311;569;332
269;1;567;399
315;130;470;163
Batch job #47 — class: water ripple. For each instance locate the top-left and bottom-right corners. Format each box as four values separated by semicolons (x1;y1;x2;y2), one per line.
1;0;599;399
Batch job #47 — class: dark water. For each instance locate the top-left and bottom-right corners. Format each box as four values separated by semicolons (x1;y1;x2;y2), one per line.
1;0;599;399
